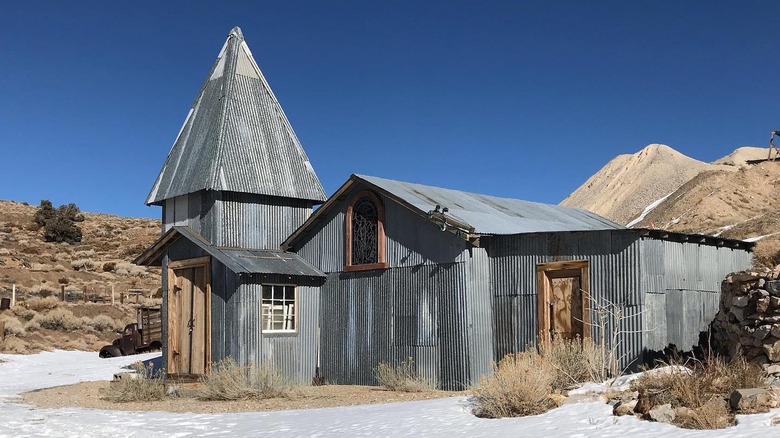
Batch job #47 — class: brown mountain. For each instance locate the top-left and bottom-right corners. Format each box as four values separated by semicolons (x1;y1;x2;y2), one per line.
562;145;780;267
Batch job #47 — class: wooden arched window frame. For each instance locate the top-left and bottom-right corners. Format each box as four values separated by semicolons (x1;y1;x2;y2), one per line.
344;190;387;272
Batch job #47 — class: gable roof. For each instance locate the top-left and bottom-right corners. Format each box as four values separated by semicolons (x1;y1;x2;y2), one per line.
146;27;327;205
135;226;325;278
282;174;624;250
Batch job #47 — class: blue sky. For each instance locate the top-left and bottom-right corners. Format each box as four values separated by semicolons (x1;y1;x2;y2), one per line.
1;1;779;218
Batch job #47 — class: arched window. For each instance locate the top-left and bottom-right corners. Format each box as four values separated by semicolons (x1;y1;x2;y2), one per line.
345;191;387;272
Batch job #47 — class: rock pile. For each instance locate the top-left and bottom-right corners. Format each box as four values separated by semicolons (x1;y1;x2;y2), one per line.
711;270;780;371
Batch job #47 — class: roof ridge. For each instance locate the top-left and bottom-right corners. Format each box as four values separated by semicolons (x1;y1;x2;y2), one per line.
210;29;241;190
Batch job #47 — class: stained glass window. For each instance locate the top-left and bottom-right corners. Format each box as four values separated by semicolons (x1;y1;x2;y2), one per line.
351;197;378;265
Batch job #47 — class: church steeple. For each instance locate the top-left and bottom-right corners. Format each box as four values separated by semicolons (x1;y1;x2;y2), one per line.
146;26;326;206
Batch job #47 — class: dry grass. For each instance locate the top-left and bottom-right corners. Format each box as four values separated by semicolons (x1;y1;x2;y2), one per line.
472;350;557;418
374;358;434;392
0;335;29;353
540;337;611;390
198;358;293;401
631;356;768;429
101;363;166;402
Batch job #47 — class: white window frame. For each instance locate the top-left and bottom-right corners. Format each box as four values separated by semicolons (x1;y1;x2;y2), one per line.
261;284;297;334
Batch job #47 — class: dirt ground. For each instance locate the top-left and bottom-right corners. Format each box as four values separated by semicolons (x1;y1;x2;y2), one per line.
21;381;462;413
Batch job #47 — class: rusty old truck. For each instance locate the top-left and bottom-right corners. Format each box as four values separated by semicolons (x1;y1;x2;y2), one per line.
99;306;162;358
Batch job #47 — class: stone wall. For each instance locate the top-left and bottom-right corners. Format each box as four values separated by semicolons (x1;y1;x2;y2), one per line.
712;270;780;369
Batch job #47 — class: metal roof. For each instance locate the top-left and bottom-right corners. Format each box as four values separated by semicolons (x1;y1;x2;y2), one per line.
283;174;624;250
146;27;327;205
135;226;325;278
357;174;624;234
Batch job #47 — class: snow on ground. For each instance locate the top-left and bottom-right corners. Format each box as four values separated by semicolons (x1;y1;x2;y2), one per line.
626;192;673;228
0;351;778;437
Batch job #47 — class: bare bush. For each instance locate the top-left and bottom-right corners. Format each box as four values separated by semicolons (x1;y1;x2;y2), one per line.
114;261;147;277
540;337;608;389
88;314;118;332
25;297;61;312
36;308;83;331
374;357;434;392
71;258;95;271
472;351;557;418
101;363;166;402
198;358;293;401
0;315;26;336
631;356;768;429
0;336;28;354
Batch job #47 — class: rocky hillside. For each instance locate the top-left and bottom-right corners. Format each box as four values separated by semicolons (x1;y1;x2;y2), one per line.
560;144;736;225
0;200;161;302
562;144;780;267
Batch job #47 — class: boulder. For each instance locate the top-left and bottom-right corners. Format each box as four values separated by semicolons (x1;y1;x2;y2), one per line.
646;403;676;424
767;280;780;297
729;388;773;412
755;325;773;340
764;339;780;362
732;296;750;308
772;325;780;338
613;399;637;416
766;364;780;375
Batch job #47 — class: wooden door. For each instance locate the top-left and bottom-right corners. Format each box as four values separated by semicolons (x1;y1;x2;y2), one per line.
537;261;590;345
168;257;210;376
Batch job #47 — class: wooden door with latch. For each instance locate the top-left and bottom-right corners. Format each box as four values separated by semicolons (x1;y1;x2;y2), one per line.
537;260;590;346
167;257;210;376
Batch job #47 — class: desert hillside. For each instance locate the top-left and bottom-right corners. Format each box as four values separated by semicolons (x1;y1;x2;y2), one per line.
0;200;161;298
0;200;162;353
562;144;779;267
560;144;735;225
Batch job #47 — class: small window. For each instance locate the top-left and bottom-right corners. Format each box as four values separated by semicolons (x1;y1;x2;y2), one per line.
261;285;296;332
345;191;387;272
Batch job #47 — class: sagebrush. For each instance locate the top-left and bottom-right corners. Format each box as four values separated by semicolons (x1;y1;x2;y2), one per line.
198;358;292;400
472;350;557;418
373;357;434;392
101;362;166;402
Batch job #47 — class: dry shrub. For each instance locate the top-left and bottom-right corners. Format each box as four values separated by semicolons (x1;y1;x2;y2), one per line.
374;357;434;392
0;315;26;336
540;337;609;389
71;258;95;271
88;314;118;332
30;284;56;298
0;335;29;354
631;356;768;429
25;297;61;312
36;308;83;331
472;351;557;418
102;363;166;402
198;358;292;401
114;261;147;277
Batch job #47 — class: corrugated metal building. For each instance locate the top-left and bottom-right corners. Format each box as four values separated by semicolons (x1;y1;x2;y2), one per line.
137;27;753;390
282;175;752;390
137;27;327;382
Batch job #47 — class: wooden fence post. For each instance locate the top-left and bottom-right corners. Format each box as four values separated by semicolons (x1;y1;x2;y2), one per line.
83;286;87;303
61;285;66;302
111;284;115;306
11;284;16;307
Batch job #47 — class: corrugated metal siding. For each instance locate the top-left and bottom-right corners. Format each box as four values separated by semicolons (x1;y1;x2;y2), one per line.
319;263;469;390
211;191;312;249
643;239;752;353
212;274;320;384
465;247;494;383
295;187;468;273
485;230;644;368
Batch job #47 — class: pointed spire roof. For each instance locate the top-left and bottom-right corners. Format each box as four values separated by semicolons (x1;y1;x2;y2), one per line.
146;26;327;205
